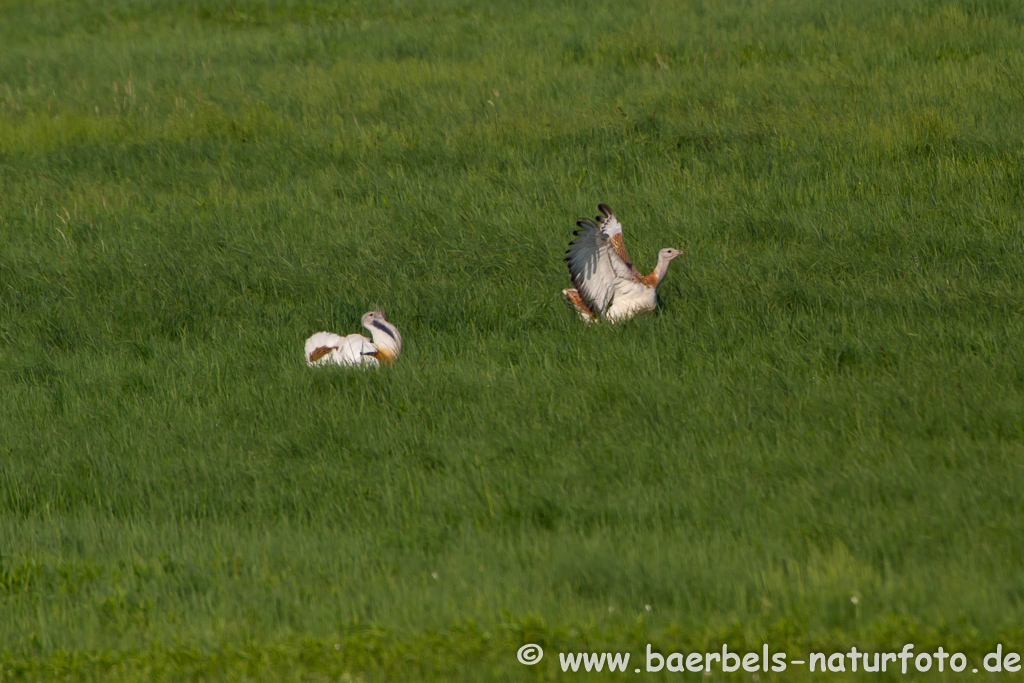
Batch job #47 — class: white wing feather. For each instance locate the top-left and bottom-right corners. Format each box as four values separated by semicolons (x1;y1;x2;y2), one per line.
564;206;635;316
305;332;378;367
597;211;623;239
338;334;379;366
565;219;616;315
305;332;344;363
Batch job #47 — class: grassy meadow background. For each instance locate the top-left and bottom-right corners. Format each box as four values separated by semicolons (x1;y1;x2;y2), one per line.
3;0;1024;679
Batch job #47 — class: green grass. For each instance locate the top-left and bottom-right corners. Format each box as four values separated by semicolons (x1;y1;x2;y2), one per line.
3;0;1024;679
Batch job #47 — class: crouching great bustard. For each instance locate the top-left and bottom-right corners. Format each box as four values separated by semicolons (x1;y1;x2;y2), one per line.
305;311;402;367
563;204;684;322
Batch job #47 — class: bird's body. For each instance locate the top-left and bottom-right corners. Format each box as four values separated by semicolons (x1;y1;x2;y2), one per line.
305;311;402;367
563;204;683;322
305;331;379;367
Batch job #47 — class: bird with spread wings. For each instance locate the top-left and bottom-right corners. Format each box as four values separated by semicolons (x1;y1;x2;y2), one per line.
563;204;684;322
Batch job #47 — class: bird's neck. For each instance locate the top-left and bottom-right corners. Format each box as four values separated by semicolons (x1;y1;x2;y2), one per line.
648;256;673;288
367;322;402;361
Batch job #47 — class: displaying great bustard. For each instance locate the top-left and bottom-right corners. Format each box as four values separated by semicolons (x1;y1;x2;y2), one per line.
305;311;402;367
563;204;684;322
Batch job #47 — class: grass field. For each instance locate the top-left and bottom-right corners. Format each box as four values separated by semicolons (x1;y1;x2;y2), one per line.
3;0;1024;679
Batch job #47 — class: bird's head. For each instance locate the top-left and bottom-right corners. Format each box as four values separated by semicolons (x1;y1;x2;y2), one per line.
659;247;685;261
361;310;386;327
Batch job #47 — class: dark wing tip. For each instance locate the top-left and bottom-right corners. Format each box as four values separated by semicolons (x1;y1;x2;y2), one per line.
597;203;614;218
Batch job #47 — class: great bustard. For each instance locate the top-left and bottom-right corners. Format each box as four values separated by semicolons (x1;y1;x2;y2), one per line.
305;311;402;367
563;204;684;322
